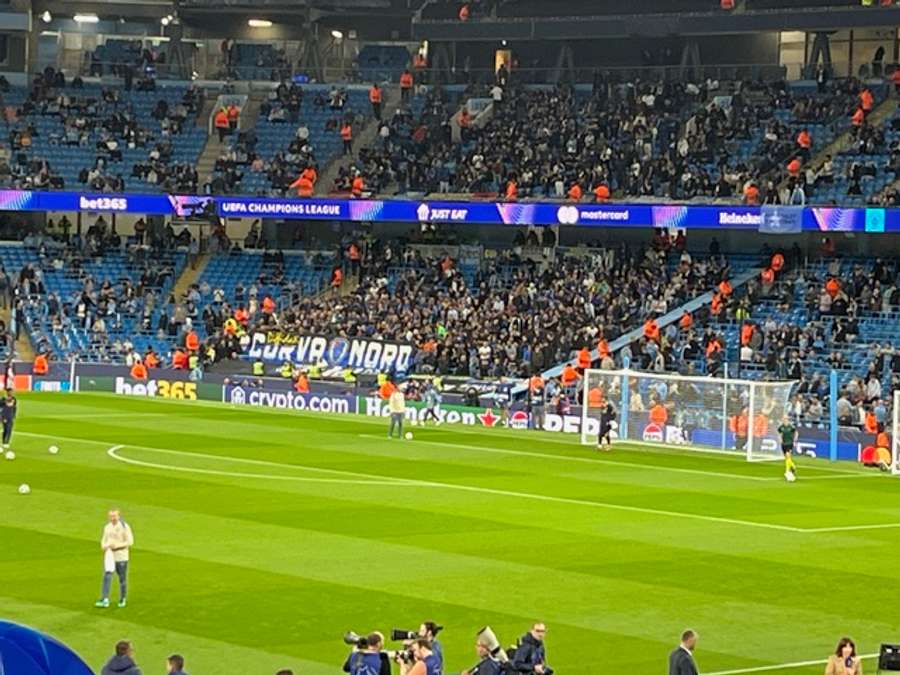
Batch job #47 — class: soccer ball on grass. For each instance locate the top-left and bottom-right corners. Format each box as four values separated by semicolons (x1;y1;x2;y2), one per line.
18;483;30;495
48;445;59;455
404;432;413;440
785;471;796;483
4;451;15;461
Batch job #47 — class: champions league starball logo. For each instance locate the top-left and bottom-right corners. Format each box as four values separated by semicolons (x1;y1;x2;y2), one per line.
556;205;579;225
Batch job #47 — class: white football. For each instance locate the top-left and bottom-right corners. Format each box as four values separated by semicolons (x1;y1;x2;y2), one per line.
785;472;796;483
807;450;816;459
4;451;15;461
48;445;59;455
405;432;413;440
18;483;30;495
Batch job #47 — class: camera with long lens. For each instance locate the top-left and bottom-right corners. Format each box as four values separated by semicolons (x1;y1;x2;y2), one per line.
388;649;416;665
343;631;370;649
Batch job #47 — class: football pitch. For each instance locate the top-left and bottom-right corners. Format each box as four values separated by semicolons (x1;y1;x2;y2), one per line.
1;392;899;675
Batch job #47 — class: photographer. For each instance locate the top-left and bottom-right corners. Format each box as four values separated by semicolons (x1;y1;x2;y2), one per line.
418;622;443;670
510;623;550;675
343;632;391;675
467;636;502;675
406;639;441;675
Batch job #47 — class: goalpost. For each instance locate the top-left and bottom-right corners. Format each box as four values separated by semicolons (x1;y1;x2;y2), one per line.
581;368;797;462
893;389;900;476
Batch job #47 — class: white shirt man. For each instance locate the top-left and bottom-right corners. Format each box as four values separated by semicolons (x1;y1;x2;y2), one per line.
388;388;406;439
96;509;134;608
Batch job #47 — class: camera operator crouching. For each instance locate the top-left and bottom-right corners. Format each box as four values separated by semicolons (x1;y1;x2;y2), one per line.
343;632;392;675
406;639;442;675
509;623;553;675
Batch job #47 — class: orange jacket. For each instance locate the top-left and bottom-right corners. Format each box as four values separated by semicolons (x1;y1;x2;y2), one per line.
172;350;188;369
752;413;769;437
864;412;878;434
711;292;723;315
597;339;610;359
577;347;591;369
369;86;382;104
643;319;660;342
290;175;314;197
731;413;749;436
351;175;364;197
743;184;760;205
797;130;811;149
649;404;668;426
741;323;754;346
185;331;200;352
234;307;249;325
771;253;784;272
262;296;276;314
718;280;733;297
706;339;722;357
130;362;148;380
860;89;874;112
214;110;229;129
761;268;775;285
587;387;604;407
379;381;397;400
529;375;544;392
826;278;840;297
561;364;579;385
876;431;890;449
679;312;693;330
349;243;361;261
295;374;310;394
594;184;610;203
332;268;343;287
787;158;801;176
400;72;413;89
505;180;518;201
145;352;159;369
851;108;865;126
33;354;48;375
340;124;352;141
567;184;583;201
227;104;240;122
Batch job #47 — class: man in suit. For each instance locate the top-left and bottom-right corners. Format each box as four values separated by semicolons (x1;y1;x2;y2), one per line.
668;630;699;675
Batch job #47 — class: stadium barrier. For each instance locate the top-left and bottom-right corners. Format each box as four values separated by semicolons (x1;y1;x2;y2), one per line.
0;189;897;231
10;362;882;462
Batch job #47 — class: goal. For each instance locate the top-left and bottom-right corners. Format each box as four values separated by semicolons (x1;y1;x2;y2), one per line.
580;368;797;462
893;389;900;476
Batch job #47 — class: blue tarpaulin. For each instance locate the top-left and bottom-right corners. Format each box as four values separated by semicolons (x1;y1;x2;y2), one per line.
0;621;94;675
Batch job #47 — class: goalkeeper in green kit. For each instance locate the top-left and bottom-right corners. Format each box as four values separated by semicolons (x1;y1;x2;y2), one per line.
777;415;798;481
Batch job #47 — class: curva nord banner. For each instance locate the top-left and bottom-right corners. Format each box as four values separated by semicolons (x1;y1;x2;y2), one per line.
246;332;413;373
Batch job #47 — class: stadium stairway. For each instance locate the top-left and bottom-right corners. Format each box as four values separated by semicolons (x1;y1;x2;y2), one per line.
316;85;402;195
780;95;900;196
0;306;34;361
511;261;764;396
171;252;211;299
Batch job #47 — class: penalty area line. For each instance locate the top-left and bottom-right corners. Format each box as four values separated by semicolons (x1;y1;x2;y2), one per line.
705;652;878;675
358;434;774;482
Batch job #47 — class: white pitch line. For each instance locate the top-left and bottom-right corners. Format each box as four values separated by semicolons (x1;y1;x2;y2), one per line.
705;652;878;675
20;430;900;535
802;522;900;533
99;441;801;532
358;435;775;482
107;446;410;486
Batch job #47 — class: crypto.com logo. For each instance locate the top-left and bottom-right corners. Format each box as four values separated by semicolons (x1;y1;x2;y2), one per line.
556;205;579;225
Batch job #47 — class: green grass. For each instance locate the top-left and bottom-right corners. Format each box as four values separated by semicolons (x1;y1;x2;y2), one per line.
2;392;899;675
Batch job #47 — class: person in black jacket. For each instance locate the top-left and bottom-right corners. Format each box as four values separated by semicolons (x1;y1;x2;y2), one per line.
510;623;549;674
101;640;142;675
668;630;699;675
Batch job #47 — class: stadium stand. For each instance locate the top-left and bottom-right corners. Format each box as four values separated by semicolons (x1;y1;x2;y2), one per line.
1;71;206;194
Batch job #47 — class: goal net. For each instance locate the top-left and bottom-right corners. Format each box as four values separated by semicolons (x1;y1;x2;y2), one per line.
580;368;797;462
893;389;900;476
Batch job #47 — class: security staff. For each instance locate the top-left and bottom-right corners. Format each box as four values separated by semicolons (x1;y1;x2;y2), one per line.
0;390;16;449
252;359;265;376
279;361;293;378
343;632;390;675
529;385;545;432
